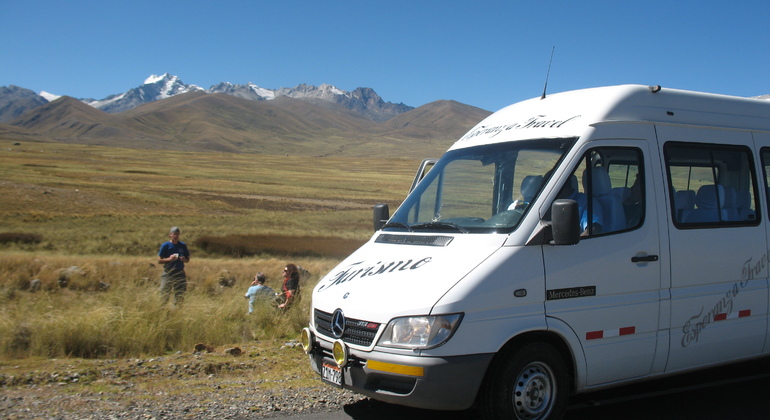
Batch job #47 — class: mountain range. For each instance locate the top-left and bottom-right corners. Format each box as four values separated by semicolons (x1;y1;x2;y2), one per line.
0;74;491;157
75;74;414;122
11;75;760;158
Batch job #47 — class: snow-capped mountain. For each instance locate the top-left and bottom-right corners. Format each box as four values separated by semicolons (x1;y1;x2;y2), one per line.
207;81;412;122
2;75;768;126
79;74;413;122
85;74;204;113
208;81;275;101
0;75;416;123
39;91;61;102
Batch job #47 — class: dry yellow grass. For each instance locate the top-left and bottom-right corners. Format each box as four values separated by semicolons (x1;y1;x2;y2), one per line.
0;139;424;359
0;253;340;359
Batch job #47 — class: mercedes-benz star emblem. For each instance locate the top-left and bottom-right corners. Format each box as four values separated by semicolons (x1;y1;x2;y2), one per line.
331;309;346;338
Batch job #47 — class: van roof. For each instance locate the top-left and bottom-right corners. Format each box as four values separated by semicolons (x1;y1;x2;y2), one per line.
451;84;770;150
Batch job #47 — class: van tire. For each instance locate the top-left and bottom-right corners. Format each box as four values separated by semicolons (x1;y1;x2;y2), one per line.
479;342;569;420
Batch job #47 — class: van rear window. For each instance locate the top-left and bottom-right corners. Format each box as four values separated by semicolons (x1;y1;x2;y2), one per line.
760;148;770;221
665;143;759;227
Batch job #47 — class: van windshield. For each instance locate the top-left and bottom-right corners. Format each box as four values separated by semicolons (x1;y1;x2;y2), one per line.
387;138;576;233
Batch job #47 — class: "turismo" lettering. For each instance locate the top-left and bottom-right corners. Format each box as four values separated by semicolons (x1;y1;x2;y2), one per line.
317;257;433;292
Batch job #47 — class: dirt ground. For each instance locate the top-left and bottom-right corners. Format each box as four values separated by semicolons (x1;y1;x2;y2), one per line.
0;340;361;419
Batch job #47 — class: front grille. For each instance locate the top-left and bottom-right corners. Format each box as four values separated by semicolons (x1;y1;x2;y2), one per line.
315;309;381;347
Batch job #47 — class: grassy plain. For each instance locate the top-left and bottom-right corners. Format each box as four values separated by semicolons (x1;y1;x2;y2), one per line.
0;139;423;360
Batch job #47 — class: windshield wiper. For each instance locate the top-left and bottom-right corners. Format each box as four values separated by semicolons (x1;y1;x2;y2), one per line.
382;222;413;231
410;222;468;233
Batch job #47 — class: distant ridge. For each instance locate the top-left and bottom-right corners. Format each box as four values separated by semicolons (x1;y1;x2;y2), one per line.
74;73;415;122
1;74;421;125
85;74;205;114
4;90;491;157
384;100;486;139
0;85;48;123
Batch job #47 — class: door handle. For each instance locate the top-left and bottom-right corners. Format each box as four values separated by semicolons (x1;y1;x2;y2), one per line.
631;255;659;263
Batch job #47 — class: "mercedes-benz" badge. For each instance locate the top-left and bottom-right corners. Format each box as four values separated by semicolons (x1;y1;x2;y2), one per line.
331;309;346;338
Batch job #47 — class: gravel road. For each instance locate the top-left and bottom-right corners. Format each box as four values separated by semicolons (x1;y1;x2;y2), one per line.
1;373;365;419
0;343;365;419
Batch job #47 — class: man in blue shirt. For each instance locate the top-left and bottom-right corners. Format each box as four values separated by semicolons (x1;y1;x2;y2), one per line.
158;226;190;304
245;272;276;313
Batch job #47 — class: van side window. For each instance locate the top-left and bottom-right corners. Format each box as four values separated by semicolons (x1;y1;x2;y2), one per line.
564;147;644;237
665;142;758;227
761;148;770;220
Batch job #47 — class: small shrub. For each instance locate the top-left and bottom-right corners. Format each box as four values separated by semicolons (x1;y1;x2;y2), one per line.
196;234;365;259
0;232;42;245
9;323;32;354
197;270;237;296
12;273;31;291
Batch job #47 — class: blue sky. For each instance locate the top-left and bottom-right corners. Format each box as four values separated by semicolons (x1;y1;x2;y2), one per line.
2;0;768;112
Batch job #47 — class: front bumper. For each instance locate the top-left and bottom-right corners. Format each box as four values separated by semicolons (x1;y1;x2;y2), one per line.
306;336;493;411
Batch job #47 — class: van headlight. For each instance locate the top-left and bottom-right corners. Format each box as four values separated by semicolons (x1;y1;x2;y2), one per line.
377;314;463;349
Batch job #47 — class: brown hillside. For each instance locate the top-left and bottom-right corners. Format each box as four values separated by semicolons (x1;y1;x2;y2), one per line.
0;123;47;143
9;97;154;144
6;93;490;157
383;100;491;140
121;93;384;154
12;97;110;134
269;96;378;132
122;92;322;153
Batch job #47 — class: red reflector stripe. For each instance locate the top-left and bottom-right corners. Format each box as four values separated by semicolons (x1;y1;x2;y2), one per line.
586;331;604;340
714;310;752;322
586;326;636;340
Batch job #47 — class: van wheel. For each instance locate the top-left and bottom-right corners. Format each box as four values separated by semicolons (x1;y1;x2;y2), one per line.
479;343;569;420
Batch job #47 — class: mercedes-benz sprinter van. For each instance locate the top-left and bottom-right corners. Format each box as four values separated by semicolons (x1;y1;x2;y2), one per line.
301;85;770;420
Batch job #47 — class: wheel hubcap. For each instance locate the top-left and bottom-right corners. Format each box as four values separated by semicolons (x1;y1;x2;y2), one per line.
512;362;554;419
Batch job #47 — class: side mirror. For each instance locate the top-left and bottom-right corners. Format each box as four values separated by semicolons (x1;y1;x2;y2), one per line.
373;203;390;231
551;199;580;245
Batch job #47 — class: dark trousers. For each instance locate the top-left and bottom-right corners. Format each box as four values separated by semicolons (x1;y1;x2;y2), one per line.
160;270;187;304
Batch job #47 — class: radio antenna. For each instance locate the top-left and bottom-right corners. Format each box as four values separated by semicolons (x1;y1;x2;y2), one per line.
541;46;555;100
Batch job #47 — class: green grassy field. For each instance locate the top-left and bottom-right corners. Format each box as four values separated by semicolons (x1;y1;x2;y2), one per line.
0;139;424;359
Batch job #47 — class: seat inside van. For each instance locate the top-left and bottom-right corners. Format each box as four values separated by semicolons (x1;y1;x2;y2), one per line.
583;167;626;232
684;184;725;223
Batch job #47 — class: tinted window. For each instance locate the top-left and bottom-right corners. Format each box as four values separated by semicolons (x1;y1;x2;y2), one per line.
666;143;758;227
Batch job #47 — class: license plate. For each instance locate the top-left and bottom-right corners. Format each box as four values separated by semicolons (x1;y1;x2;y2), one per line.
321;360;343;387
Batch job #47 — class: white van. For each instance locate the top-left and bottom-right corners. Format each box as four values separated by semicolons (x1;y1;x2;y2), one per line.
300;85;770;420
